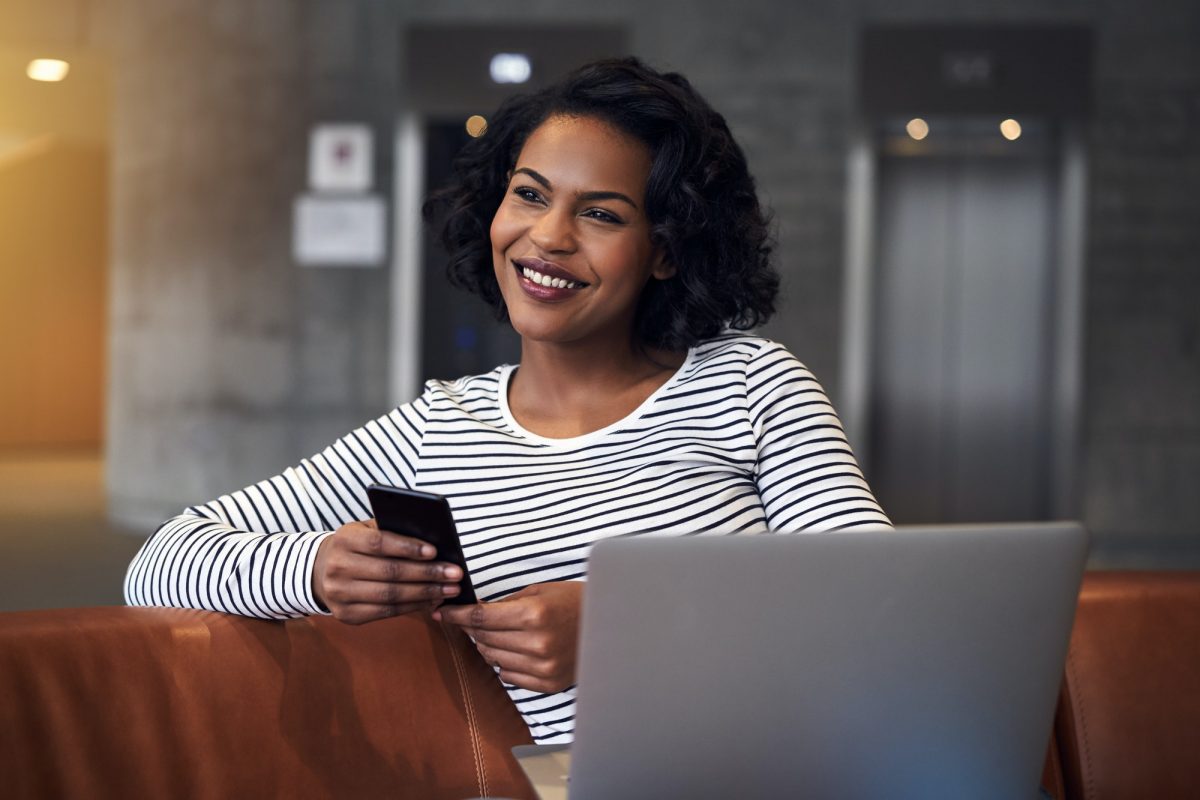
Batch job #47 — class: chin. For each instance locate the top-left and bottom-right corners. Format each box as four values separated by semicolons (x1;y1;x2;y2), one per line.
508;316;569;344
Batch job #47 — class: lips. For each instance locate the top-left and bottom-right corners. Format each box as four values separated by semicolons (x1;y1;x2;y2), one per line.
511;257;589;302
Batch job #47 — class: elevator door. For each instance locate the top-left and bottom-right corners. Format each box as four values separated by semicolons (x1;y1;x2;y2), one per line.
869;153;1057;524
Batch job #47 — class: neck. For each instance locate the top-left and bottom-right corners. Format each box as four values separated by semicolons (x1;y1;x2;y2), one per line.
515;335;671;399
506;334;688;438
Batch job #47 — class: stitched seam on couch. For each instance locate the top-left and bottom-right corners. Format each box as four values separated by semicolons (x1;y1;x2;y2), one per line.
1065;647;1095;800
442;622;487;797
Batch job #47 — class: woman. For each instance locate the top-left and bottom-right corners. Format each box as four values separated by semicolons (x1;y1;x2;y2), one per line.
124;57;890;744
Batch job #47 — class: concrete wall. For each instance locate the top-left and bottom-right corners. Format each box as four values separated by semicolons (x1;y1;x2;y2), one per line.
105;0;1200;563
106;0;398;523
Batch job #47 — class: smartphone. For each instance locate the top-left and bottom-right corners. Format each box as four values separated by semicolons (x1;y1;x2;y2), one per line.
366;484;477;606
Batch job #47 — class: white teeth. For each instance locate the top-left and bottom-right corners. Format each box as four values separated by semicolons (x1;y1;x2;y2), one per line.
521;265;583;289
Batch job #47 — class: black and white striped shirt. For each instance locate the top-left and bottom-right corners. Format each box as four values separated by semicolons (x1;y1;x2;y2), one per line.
125;334;890;742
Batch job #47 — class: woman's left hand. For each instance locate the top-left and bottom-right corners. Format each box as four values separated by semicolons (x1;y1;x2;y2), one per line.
434;581;584;694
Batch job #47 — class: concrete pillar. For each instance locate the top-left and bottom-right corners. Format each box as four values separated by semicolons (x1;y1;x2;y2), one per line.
106;0;398;529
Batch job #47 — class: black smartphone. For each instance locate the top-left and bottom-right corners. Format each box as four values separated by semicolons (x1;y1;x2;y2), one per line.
366;484;477;606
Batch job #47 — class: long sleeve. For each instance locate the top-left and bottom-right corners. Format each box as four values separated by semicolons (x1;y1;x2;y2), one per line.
123;395;431;618
745;342;891;532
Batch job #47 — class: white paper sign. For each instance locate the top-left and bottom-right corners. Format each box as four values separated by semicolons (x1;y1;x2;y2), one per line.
293;194;386;267
308;123;373;192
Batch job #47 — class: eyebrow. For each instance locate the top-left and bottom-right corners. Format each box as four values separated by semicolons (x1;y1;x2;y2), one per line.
513;167;640;210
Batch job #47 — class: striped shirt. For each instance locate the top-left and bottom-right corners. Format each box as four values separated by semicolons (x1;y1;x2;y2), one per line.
124;334;890;742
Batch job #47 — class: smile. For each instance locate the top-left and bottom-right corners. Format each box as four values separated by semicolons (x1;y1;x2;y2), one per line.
511;257;590;302
520;265;587;290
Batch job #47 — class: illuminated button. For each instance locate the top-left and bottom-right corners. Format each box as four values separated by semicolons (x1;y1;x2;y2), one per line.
905;118;929;141
466;115;488;137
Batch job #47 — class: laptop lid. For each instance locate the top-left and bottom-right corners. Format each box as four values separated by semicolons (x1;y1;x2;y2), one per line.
565;523;1087;800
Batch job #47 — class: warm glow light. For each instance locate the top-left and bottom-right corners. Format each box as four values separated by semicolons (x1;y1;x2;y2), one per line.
465;115;488;138
1000;118;1022;141
489;53;531;84
26;59;70;82
906;118;929;141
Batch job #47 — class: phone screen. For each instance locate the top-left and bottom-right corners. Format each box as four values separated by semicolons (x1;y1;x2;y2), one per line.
366;484;477;605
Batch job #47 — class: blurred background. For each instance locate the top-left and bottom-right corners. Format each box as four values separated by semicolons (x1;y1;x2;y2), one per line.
1;0;1196;611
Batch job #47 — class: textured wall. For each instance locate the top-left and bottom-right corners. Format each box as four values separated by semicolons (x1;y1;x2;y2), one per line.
106;0;1200;562
106;0;398;524
1078;1;1200;561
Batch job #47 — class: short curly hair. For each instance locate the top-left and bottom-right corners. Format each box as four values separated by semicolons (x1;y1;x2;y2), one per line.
424;57;778;352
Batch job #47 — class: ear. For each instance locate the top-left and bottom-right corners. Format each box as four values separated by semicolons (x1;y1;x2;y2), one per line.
650;249;676;281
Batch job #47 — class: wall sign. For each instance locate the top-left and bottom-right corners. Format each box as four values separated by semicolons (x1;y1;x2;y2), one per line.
293;195;386;267
308;123;373;193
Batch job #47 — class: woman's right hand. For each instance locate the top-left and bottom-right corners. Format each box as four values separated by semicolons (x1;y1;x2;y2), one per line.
312;519;463;624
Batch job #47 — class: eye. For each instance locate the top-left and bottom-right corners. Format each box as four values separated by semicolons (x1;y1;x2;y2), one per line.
512;186;544;204
582;208;623;224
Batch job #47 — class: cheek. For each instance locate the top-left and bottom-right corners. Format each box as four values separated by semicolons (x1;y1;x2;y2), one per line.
608;238;657;287
489;205;520;260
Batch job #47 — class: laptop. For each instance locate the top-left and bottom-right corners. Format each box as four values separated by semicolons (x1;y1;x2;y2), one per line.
513;523;1087;800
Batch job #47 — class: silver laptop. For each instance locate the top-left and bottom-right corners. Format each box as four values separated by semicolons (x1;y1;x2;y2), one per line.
514;523;1087;800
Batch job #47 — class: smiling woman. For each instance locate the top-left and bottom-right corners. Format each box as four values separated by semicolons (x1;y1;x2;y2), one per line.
124;57;890;745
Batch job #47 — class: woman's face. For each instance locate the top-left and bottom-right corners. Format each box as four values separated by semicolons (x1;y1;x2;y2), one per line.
489;114;674;349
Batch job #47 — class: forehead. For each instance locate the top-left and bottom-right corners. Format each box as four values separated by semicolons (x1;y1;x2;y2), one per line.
515;115;652;196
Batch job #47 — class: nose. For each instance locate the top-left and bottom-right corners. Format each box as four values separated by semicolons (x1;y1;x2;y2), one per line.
529;207;576;254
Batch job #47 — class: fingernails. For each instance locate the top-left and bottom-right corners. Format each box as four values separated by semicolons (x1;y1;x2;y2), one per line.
420;544;435;558
443;565;462;580
442;583;460;596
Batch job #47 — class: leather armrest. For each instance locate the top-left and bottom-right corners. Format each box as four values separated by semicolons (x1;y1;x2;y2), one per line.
0;607;534;799
1056;571;1200;800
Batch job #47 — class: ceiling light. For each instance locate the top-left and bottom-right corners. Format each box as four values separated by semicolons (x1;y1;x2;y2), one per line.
26;59;70;82
490;53;531;84
1000;119;1022;141
905;118;929;141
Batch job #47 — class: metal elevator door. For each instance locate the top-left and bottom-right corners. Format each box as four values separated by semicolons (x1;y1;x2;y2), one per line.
868;152;1058;524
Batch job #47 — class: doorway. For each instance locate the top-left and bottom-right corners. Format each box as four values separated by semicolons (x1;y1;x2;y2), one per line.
419;120;520;382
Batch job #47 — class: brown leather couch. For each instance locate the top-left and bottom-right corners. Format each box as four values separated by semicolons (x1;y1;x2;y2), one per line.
1;609;536;799
2;571;1197;799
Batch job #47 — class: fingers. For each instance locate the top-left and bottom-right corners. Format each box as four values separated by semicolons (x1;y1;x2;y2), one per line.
474;640;571;694
324;577;460;606
316;521;467;624
437;598;535;631
332;551;462;585
476;644;549;677
348;520;438;561
465;626;550;657
436;582;582;695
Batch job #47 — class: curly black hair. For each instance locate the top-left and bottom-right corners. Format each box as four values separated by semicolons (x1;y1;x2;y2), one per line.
423;57;778;352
